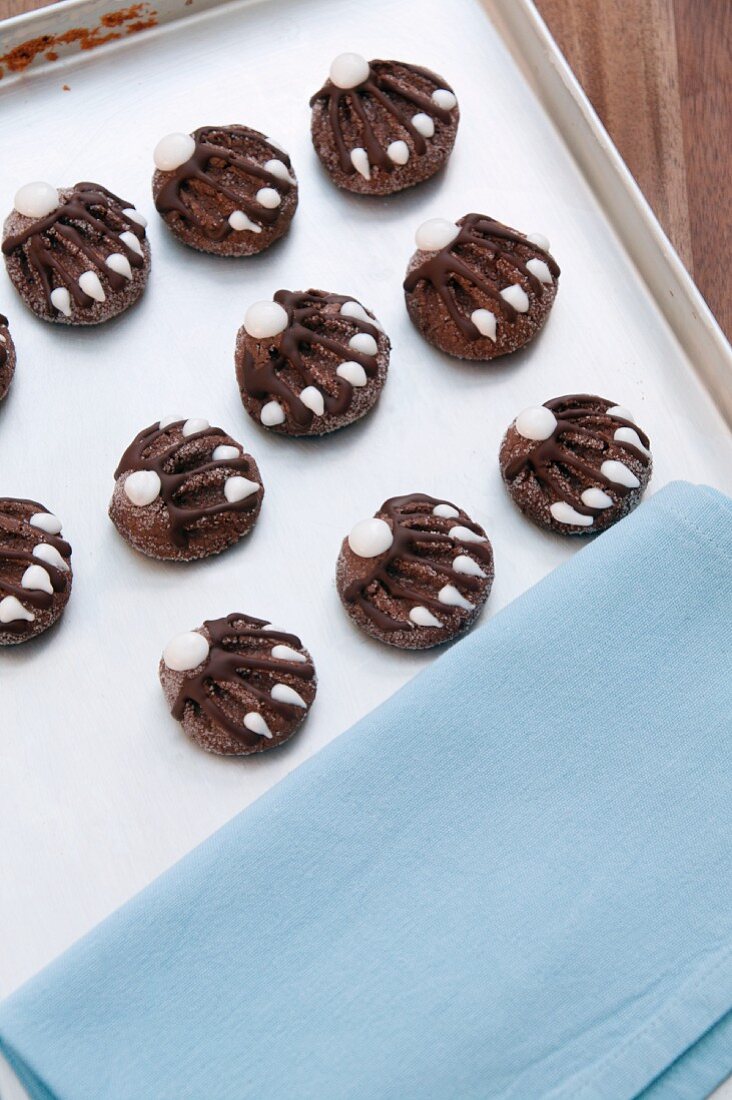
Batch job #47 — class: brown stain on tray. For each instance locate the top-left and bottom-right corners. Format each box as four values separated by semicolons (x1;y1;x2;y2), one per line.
0;4;158;79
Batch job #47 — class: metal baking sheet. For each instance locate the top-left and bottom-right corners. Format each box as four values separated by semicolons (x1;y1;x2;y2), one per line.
1;0;731;1092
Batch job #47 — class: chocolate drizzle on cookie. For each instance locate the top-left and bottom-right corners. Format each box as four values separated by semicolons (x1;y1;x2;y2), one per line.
310;60;455;176
154;126;294;243
343;494;493;633
169;613;316;746
0;498;72;638
115;421;263;550
0;315;8;369
404;214;560;336
2;183;146;313
241;289;383;430
504;395;651;523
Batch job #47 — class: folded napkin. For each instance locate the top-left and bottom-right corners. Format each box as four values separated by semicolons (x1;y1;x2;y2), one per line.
2;481;731;1100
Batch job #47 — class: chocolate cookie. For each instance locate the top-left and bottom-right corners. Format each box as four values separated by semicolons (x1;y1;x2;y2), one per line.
0;314;16;402
310;54;459;195
0;498;72;645
2;181;149;325
499;395;652;535
336;494;493;649
109;418;264;561
152;126;298;256
404;214;560;360
159;613;316;755
235;289;390;436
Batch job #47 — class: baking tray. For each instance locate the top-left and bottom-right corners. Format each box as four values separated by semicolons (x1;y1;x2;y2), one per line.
1;0;731;1093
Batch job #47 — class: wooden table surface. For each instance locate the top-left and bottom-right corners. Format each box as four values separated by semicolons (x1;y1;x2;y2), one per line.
1;0;730;339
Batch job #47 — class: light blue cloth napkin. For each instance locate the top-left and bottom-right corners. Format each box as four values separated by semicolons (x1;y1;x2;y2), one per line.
1;481;731;1100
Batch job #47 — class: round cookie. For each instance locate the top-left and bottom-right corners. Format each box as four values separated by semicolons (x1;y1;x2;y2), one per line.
2;181;149;325
0;498;72;646
0;314;16;402
310;53;459;195
159;613;317;755
499;395;652;535
235;289;390;436
152;125;298;256
403;214;560;360
109;418;264;561
337;493;493;649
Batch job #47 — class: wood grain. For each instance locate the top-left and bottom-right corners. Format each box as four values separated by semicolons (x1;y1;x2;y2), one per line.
536;0;731;337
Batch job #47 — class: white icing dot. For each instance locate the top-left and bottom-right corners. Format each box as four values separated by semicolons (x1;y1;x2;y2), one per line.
271;683;307;708
340;300;382;330
244;300;288;339
228;210;262;234
14;182;59;219
105;253;133;280
22;564;53;594
153;132;196;172
0;596;34;624
515;406;557;441
299;386;325;416
265;136;287;154
453;554;486;577
271;643;307;663
438;584;474;610
78;271;105;303
119;231;143;256
550;501;593;527
224;476;259;503
29;512;62;535
244;711;272;739
256;187;281;209
348;517;393;558
159;415;183;429
163;631;209;672
264;159;293;183
526;232;550;251
33;543;68;572
581;488;614;509
607;405;634;421
432;503;459;519
470;308;497;341
350;148;371;180
449;525;485;544
123;207;147;227
182;418;209;437
329;52;370;89
387;140;409;165
261;401;286;427
50;287;71;317
212;444;239;461
614;427;650;456
432;88;457;110
336;361;368;387
500;284;530;313
415;218;460;251
348;332;378;356
526;257;553;284
411;113;435;138
409;606;443;628
601;460;640;489
123;469;161;507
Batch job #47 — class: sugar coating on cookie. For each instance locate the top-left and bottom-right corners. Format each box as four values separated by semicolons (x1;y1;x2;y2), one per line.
310;55;459;196
404;213;560;360
159;612;317;755
0;314;16;403
152;125;298;256
2;183;149;325
336;494;493;649
109;419;264;561
0;498;72;645
499;394;652;534
235;288;390;436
